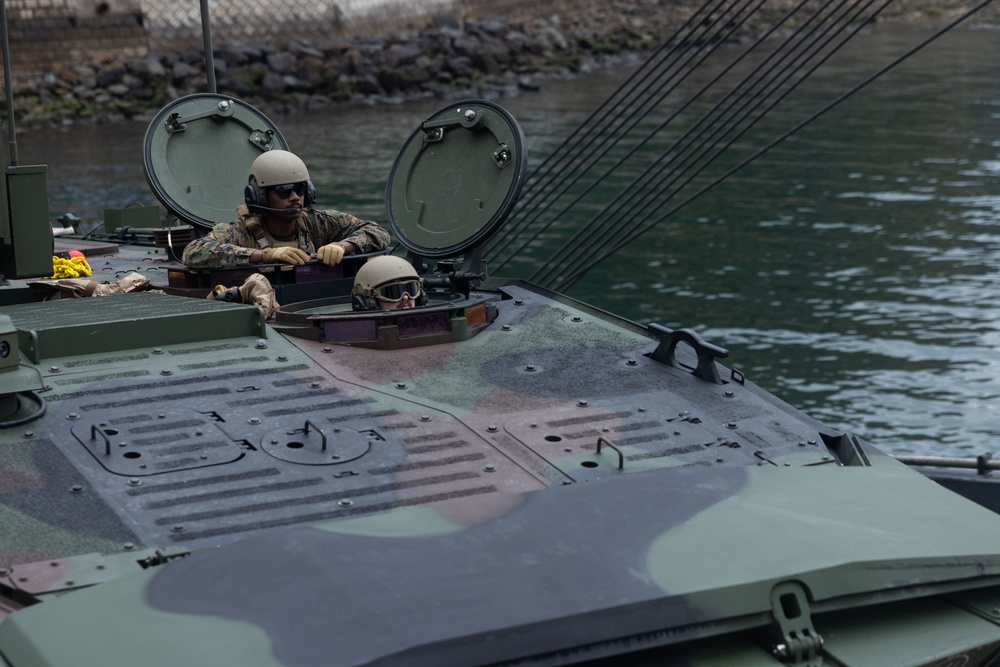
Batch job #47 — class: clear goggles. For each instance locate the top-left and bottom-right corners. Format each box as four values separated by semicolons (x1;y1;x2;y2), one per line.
271;182;309;199
375;279;422;302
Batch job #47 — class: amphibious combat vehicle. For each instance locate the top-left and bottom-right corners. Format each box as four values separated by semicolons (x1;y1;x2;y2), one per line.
3;91;1000;667
4;0;1000;662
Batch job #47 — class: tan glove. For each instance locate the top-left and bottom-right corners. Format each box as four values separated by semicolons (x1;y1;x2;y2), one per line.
262;246;310;266
316;243;345;266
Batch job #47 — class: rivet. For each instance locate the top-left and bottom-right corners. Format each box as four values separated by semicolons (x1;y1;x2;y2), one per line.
277;355;288;362
530;423;537;428
626;359;638;366
171;525;185;533
571;316;582;322
577;400;589;407
784;462;791;467
249;417;261;425
338;499;354;508
22;430;35;439
419;415;432;422
525;365;536;372
322;347;333;353
0;568;8;576
160;369;173;376
158;414;166;419
309;381;321;388
67;412;80;420
195;430;203;436
821;456;831;461
716;457;723;463
396;382;407;389
255;339;268;349
501;325;512;331
464;109;476;120
128;478;142;486
152;348;163;355
638;407;646;412
70;484;83;494
725;422;738;429
49;365;61;373
808;440;817;445
724;390;735;398
514;299;524;306
123;543;136;551
483;464;497;473
486;425;498;433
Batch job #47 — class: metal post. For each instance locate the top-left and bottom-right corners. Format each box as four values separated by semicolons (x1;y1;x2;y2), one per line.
200;0;217;94
1;0;18;165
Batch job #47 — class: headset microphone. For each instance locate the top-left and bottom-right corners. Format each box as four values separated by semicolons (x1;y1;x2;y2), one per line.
251;205;302;213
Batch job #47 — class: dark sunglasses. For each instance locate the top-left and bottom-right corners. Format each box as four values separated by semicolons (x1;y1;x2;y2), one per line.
271;182;309;199
376;280;422;302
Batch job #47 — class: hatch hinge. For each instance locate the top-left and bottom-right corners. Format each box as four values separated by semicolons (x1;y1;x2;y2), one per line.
770;581;824;667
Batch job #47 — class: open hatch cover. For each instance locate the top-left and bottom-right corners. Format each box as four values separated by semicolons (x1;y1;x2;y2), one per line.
143;93;289;229
386;99;527;260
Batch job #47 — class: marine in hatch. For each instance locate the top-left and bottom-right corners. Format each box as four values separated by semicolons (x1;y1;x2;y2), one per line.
182;149;390;269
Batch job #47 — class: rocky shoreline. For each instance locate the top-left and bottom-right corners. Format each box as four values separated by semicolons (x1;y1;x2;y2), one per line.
11;0;1000;128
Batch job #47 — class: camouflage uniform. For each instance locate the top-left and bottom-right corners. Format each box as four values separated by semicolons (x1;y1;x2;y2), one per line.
182;207;390;269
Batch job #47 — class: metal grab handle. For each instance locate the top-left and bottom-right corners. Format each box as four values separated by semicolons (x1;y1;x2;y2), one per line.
302;419;328;452
90;424;112;456
648;324;729;385
596;437;624;470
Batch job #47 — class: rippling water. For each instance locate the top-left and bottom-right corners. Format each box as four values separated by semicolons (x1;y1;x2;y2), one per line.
14;24;1000;456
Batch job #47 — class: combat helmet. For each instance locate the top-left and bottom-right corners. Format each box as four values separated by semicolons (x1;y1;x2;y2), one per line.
352;256;424;311
245;149;316;209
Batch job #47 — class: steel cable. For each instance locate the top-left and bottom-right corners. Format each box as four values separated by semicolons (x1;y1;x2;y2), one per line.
552;0;996;291
532;0;885;287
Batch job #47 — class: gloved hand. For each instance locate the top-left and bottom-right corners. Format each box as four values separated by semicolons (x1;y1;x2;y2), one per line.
317;243;345;266
262;246;310;266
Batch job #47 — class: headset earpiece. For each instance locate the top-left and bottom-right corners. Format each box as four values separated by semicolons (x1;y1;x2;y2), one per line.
244;178;267;211
304;180;317;208
352;294;377;312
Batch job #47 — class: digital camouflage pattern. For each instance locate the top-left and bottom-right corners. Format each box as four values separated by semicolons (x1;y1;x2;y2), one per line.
181;208;390;268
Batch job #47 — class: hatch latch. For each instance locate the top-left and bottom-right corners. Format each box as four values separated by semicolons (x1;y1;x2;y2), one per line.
770;581;824;667
164;98;236;132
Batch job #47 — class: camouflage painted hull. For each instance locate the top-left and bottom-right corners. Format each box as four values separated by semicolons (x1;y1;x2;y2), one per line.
4;242;1000;666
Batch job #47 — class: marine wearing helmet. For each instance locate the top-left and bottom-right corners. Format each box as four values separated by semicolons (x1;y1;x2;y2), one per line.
352;256;425;311
182;149;390;269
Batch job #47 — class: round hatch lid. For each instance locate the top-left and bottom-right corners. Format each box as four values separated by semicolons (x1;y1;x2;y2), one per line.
143;94;289;229
386;99;527;259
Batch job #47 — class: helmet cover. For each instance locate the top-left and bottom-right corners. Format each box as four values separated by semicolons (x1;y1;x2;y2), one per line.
249;150;310;187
